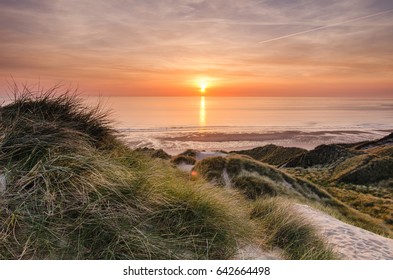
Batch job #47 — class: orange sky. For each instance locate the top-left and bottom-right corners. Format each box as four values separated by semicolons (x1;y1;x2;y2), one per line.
0;0;392;97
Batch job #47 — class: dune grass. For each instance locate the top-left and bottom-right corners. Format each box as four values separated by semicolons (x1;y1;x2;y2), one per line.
194;154;334;202
194;153;393;238
286;165;393;236
234;145;307;166
0;86;256;259
171;155;196;165
192;156;227;186
135;147;171;160
231;175;278;199
179;149;198;158
3;85;380;260
250;198;337;260
337;156;393;184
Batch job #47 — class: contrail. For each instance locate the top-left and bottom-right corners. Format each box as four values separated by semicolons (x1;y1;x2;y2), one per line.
258;8;393;44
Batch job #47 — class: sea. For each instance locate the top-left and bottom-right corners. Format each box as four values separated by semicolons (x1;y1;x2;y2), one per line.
83;96;393;154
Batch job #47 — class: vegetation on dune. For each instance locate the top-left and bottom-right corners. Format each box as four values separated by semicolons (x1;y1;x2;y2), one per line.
191;156;338;259
1;85;116;150
179;149;198;158
251;198;337;260
366;145;393;157
2;85;390;260
277;132;393;235
331;154;374;181
196;154;393;237
192;156;227;186
287;167;393;236
351;132;393;150
194;154;333;202
231;175;277;199
285;144;361;168
0;86;254;259
135;147;171;160
326;185;393;226
337;156;393;184
171;155;196;166
234;144;306;166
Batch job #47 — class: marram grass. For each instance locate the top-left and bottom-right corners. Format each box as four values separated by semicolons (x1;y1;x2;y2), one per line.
251;198;337;260
0;85;338;259
0;86;252;259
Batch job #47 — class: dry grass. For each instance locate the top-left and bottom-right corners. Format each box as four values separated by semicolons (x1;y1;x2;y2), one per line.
192;156;227;186
2;84;382;260
234;145;306;166
171;155;196;165
0;86;254;259
251;198;337;260
285;166;393;237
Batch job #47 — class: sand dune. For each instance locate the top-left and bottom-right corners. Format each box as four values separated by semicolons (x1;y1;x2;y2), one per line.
294;204;393;260
175;151;393;260
234;204;393;260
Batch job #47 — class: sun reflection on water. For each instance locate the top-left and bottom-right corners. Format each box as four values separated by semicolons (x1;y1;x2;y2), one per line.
200;96;206;126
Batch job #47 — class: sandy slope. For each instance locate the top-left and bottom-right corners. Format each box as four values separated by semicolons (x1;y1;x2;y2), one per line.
294;204;393;260
233;243;282;260
175;151;393;260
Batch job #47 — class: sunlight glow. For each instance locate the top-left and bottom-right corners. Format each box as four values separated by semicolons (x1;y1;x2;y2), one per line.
199;80;208;94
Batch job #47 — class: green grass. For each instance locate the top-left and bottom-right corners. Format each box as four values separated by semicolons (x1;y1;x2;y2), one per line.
332;154;373;181
171;155;196;165
3;85;384;260
192;156;226;185
135;147;171;160
234;144;306;166
250;198;337;260
194;152;393;238
285;166;393;237
194;154;334;202
286;144;360;168
231;175;278;199
179;149;198;158
0;86;255;259
337;156;393;184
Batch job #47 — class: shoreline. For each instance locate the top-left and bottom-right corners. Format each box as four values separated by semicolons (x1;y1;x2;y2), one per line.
124;129;392;154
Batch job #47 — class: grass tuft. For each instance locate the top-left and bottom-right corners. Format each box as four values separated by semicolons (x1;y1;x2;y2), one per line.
171;155;196;165
0;86;252;259
251;198;337;260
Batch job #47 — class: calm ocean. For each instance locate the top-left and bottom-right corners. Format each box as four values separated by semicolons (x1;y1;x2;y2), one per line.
87;96;393;153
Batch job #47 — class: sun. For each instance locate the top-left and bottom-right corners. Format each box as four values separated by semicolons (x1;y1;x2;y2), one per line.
192;76;215;94
199;79;208;94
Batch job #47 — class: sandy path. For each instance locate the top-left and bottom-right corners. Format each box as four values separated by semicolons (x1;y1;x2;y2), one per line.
176;153;393;260
233;243;282;260
294;204;393;260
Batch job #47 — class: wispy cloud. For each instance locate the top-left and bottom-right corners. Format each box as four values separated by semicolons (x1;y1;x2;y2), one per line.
0;0;392;96
257;8;393;44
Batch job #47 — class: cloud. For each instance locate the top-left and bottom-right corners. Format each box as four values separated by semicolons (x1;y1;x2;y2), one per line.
0;0;392;95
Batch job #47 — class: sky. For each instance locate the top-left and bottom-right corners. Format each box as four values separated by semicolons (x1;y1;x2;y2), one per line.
0;0;392;97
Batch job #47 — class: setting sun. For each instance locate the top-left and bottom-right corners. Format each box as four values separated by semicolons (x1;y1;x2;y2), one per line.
1;0;393;266
199;80;208;94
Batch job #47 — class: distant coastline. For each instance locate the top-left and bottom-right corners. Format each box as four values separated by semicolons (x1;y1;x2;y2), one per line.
122;128;392;153
84;96;393;153
1;89;392;260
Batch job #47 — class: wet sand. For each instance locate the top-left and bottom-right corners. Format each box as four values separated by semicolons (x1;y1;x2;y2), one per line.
158;130;373;143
